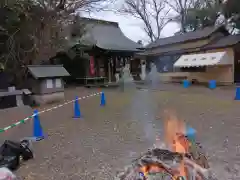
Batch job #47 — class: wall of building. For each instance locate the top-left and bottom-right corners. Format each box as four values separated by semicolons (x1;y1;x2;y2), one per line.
29;78;64;95
30;78;65;105
40;78;64;94
190;65;233;84
26;77;41;94
32;92;65;105
159;48;235;85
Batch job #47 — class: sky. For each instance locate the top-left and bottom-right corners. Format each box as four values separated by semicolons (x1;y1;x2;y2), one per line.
82;1;180;45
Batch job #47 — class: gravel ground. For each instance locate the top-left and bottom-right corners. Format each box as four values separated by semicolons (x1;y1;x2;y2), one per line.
0;85;239;180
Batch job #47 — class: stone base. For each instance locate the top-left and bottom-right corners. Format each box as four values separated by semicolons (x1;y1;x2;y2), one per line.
32;92;65;105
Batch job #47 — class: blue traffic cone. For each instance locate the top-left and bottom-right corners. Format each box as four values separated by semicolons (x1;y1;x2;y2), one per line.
183;80;190;88
32;110;44;141
185;126;196;143
100;92;106;106
235;87;240;100
73;96;81;118
209;80;216;89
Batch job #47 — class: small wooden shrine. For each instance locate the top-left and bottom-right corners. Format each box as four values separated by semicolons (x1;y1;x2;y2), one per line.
27;65;70;105
67;17;142;86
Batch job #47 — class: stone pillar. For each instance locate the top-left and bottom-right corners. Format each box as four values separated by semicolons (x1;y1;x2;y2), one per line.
16;95;23;106
8;86;15;92
108;59;111;83
8;86;23;107
141;60;146;81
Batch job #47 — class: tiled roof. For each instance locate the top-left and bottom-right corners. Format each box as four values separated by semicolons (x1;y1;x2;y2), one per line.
203;34;240;49
27;65;70;79
71;17;142;52
146;25;228;49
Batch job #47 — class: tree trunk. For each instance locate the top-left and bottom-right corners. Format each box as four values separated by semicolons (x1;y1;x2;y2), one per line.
181;11;186;33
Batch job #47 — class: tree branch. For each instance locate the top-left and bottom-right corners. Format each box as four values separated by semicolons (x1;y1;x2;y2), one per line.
120;0;171;42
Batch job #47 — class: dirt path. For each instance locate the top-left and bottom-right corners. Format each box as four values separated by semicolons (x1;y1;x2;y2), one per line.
0;87;238;179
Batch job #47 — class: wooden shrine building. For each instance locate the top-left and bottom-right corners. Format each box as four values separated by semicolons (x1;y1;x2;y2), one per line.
65;17;142;86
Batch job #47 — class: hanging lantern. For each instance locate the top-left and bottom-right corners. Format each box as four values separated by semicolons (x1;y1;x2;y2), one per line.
89;56;95;76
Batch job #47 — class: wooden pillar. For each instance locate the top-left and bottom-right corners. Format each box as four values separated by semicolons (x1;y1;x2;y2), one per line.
108;57;111;83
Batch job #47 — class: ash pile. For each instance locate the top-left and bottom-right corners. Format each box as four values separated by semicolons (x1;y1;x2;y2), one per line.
115;143;216;180
115;115;217;180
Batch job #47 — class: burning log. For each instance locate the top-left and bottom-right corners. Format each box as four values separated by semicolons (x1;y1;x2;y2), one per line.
115;144;214;180
115;113;216;180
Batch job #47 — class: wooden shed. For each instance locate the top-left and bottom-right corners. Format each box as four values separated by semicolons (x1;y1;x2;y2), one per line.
27;65;70;105
139;25;240;85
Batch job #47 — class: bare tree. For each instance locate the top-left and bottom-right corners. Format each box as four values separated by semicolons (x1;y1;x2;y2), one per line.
120;0;172;42
35;0;113;15
164;0;195;33
164;0;220;33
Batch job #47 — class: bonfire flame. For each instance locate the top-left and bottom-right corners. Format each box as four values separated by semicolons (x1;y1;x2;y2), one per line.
163;112;187;152
139;112;208;180
115;111;211;180
165;114;189;179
